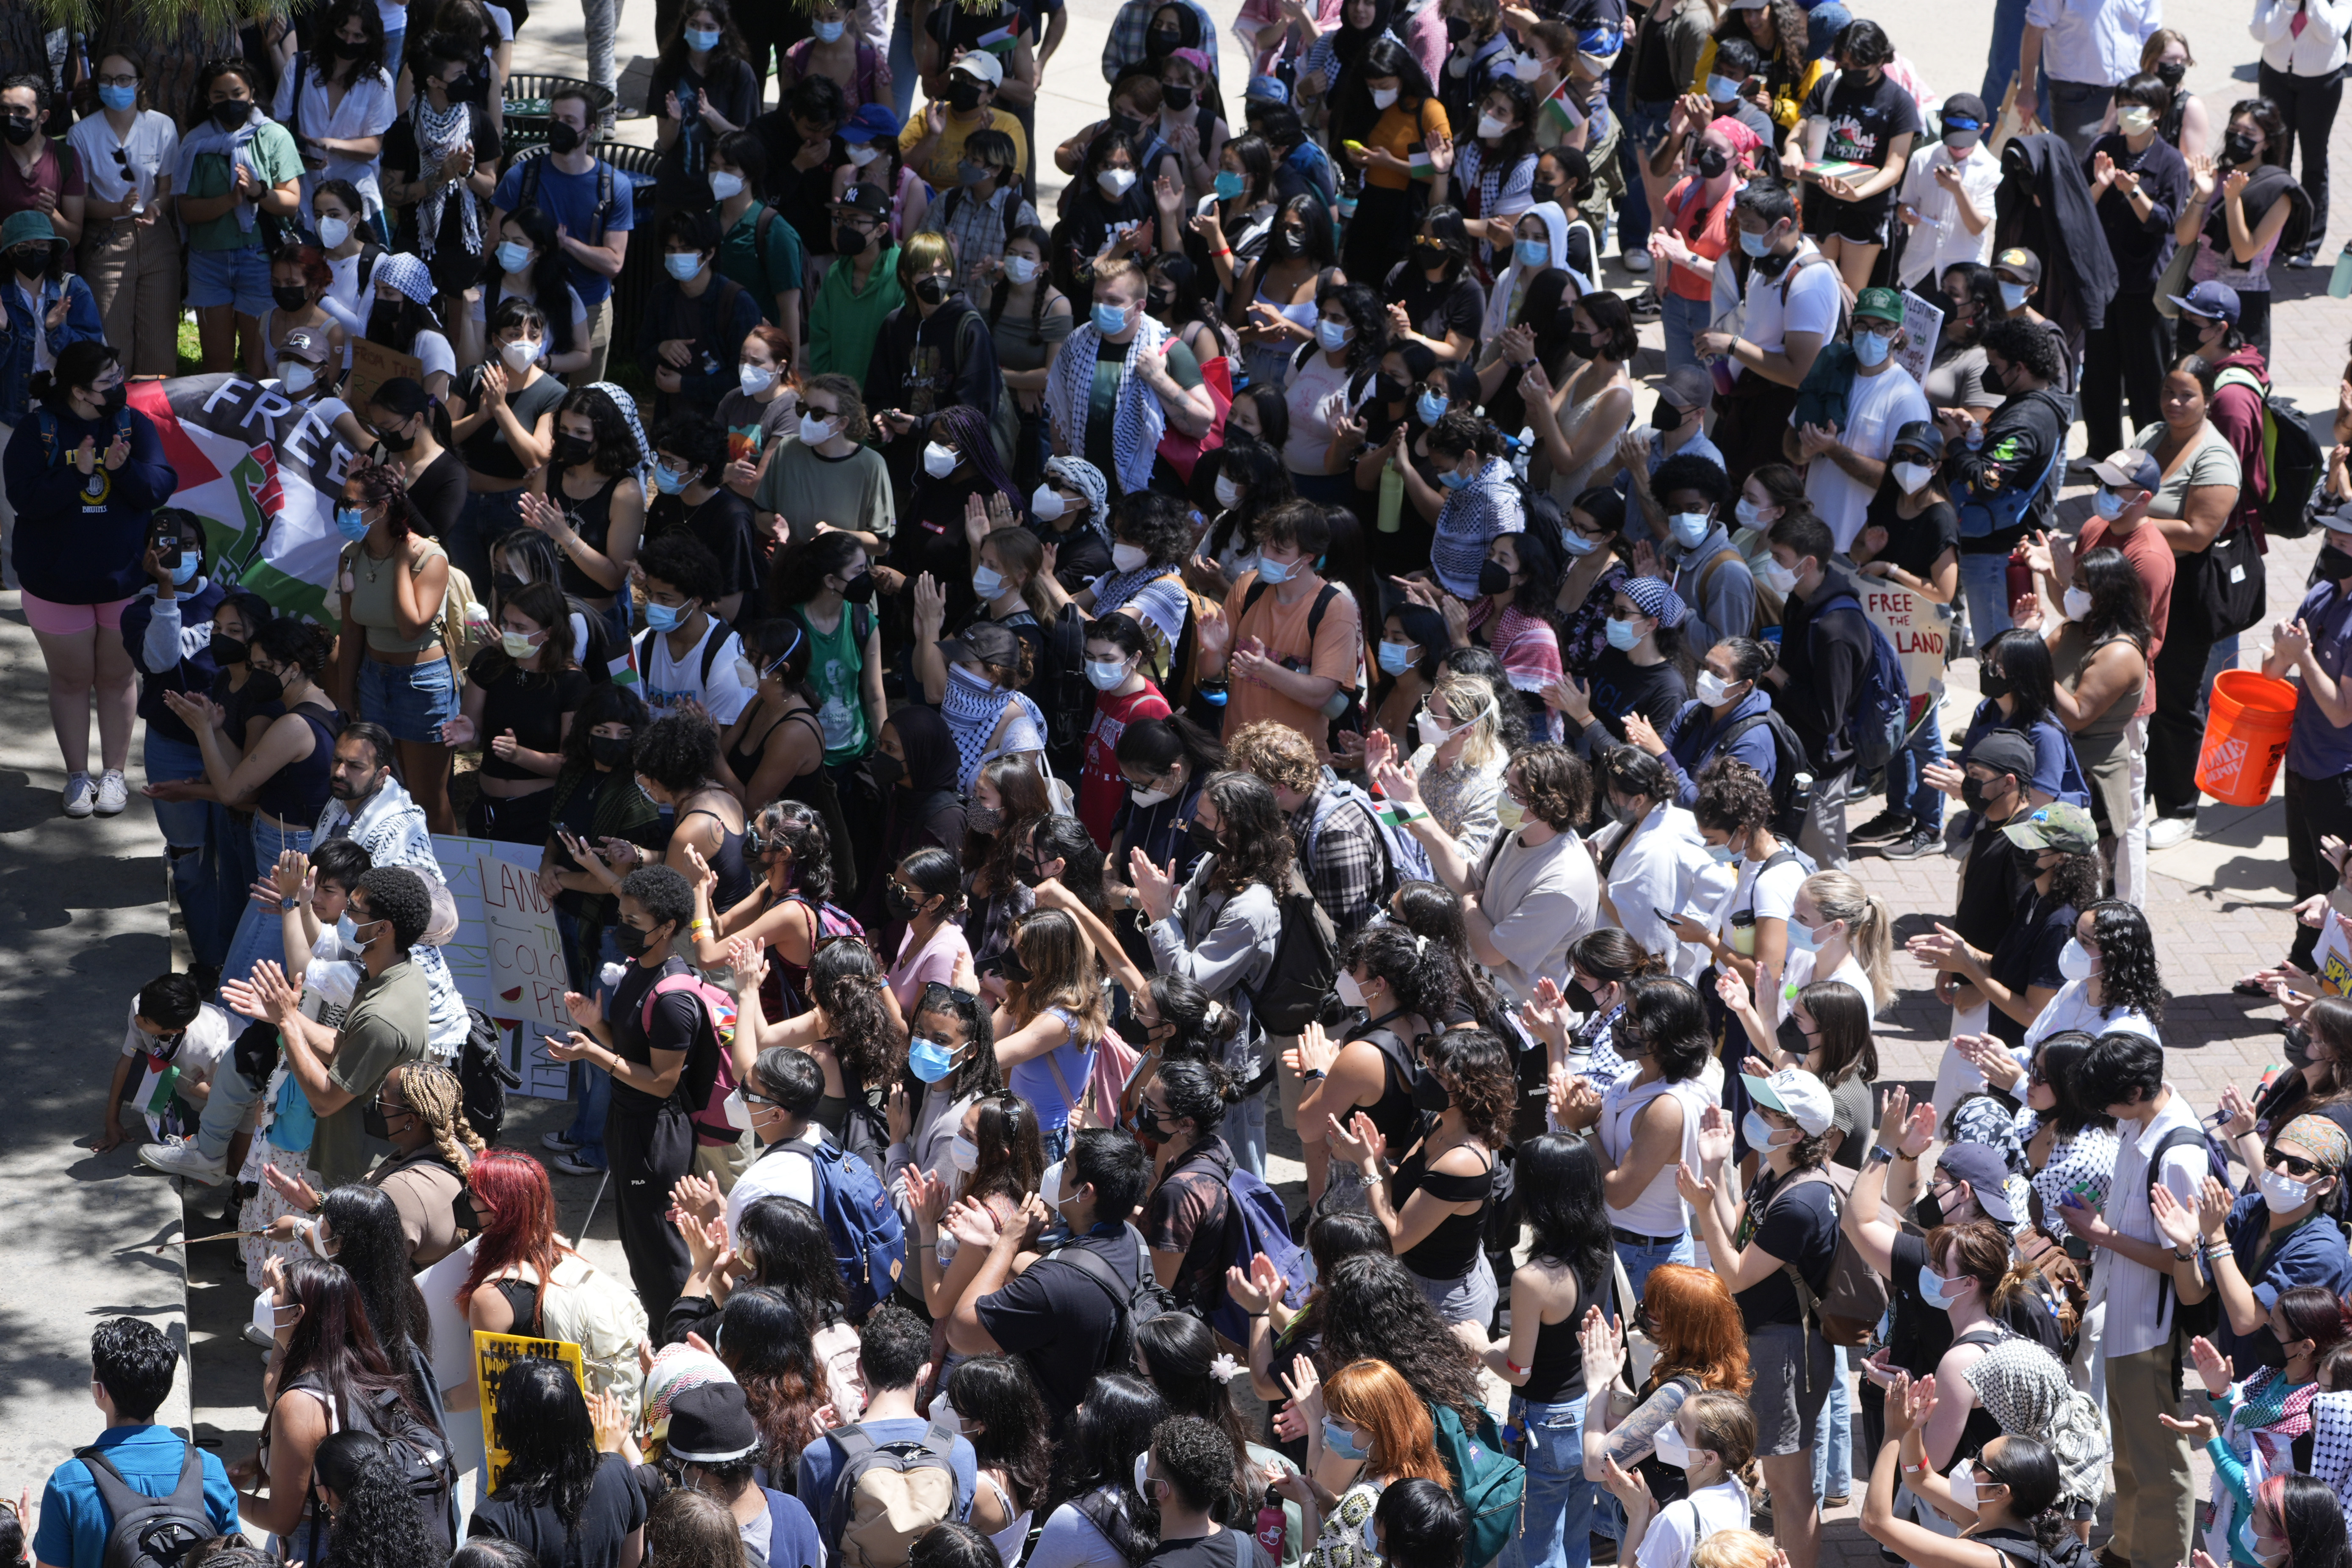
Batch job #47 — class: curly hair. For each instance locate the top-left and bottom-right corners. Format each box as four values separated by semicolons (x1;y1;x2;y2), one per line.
1692;756;1774;836
347;456;419;541
808;937;906;1092
716;1287;827;1474
1199;771;1296;897
1982;317;2065;387
633;708;727;796
1423;1029;1515;1150
1642;1263;1752;1395
318;1184;431;1364
1224;719;1320;797
315;1431;439;1568
753;798;835;902
2078;900;2165;1024
1511;744;1592;830
1343;923;1461;1028
734;1196;850;1327
1317;1255;1488;1421
1390;880;1512;1037
1140;973;1243;1064
1111;489;1197;568
555;385;643;481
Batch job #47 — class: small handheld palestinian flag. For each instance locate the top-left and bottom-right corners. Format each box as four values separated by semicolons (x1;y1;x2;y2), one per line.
1407;142;1434;180
1540;81;1586;139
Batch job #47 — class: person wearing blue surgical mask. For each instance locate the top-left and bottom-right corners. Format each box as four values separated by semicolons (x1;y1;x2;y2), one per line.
1784;289;1930;561
1547;580;1690;755
1638;454;1752;654
649;3;761;216
1057;263;1217;496
643;205;763;420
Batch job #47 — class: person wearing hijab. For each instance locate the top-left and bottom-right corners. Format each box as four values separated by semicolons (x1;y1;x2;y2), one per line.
854;703;970;934
1991;133;2119;364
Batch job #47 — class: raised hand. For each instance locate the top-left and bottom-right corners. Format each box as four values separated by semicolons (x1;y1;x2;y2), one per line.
2188;1334;2234;1396
2149;1181;2202;1251
1520;976;1573;1049
1578;1305;1625;1387
1286;1018;1339;1078
1695;1103;1735;1169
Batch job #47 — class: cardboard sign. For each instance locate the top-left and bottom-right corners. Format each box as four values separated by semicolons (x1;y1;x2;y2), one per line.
346;340;424;420
431;834;571;1098
1860;582;1953;725
1895;289;1943;388
2315;910;2352;998
474;1330;585;1491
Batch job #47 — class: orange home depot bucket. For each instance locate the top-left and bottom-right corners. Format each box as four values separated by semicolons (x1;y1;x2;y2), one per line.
2195;670;2299;806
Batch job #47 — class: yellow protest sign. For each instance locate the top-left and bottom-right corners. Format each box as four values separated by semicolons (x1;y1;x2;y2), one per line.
474;1330;586;1491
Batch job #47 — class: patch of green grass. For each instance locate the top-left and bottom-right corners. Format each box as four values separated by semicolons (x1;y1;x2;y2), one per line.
175;312;203;376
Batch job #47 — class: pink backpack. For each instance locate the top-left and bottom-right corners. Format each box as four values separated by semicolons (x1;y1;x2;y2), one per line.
639;973;743;1147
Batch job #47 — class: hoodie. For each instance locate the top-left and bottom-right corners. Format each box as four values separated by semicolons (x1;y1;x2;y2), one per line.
863;292;1001;436
2205;344;2273;548
123;578;229;746
4;401;178;606
1993;134;2118;346
1774;559;1877;772
1479;200;1595;341
1664;520;1757;652
1949;384;2072;553
1659;686;1780;807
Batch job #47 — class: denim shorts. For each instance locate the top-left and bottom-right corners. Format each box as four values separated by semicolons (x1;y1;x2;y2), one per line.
187;245;275;315
357;651;459;742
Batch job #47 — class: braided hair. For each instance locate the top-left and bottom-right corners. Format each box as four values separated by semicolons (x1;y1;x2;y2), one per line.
395;1061;483;1173
348;456;419;541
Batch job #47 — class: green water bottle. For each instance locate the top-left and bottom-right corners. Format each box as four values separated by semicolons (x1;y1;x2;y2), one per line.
1377;448;1403;533
2331;242;2352;300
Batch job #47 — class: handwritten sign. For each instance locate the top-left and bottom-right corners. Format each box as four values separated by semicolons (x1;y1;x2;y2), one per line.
1895;290;1943;388
345;339;423;419
474;1330;585;1491
1860;583;1953;725
432;834;572;1098
2317;913;2352;998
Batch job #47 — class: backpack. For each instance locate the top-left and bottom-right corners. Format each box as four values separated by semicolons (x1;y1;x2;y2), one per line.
1039;602;1099;781
826;1420;962;1568
1208;1166;1315;1344
642;971;745;1145
633;618;738;699
1763;1165;1889;1348
343;1383;459;1550
1242;859;1341;1037
1307;778;1435;906
518;150;619;247
1709;710;1813;840
1428;1401;1526;1568
456;1004;520;1142
2149;1125;2231;1341
1237;578;1358;735
339;540;480;664
2215;367;2328;541
1802;592;1911;775
539;1252;654;1416
639;969;732;1117
1048;1222;1184;1372
1696;546;1781;635
792;1134;909;1319
74;1438;213;1568
766;891;868;1016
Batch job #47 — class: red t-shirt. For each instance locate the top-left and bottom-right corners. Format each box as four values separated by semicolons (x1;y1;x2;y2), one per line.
0;138;87;231
1081;680;1171;850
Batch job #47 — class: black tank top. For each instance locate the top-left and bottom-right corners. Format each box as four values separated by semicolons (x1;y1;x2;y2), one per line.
682;801;754;909
725;702;820;787
551;465;623;600
1390;1137;1494;1279
1349;1015;1421;1151
253;702;342;822
1520;1256;1609;1403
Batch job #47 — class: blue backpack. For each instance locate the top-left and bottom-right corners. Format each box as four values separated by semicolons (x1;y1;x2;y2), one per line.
795;1135;908;1319
1208;1167;1314;1344
1806;593;1911;774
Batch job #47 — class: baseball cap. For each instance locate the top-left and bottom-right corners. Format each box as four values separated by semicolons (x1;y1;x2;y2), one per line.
1658;365;1714;411
1939;93;1989;132
665;1383;763;1464
939;620;1021;669
2087;448;2160;492
1991;247;2042;286
2002;801;2099;856
1246;74;1289;105
278;328;330;364
1888;420;1945;464
1853;287;1903;326
949;50;1005;86
834;183;890;218
1935;1141;2018;1225
2168;279;2241;323
840;103;902;145
1743;1069;1836;1138
1965;728;2038;787
2321;500;2352;536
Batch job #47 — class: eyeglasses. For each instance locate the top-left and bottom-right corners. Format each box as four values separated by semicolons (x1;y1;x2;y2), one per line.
2266;1148;2321;1179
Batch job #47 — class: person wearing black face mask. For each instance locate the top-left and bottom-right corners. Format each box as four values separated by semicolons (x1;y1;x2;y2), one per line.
526;387;648;644
1928;729;2037;1013
541;683;663;1039
124;517;236;963
490;89;630;381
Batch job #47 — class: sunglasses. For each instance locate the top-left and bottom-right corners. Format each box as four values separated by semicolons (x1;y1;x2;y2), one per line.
2265;1148;2322;1179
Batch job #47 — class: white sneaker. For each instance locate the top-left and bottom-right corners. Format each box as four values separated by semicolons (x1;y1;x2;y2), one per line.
62;772;95;818
2147;815;2195;850
94;769;127;816
136;1138;228;1185
1621;249;1653;273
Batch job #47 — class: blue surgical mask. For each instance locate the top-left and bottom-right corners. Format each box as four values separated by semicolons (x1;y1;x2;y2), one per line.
99;84;138;112
1705;841;1741;863
686;26;722;50
1605;616;1642;651
1086;658;1130;690
1317;318;1353;351
972;563;1006;600
1706;73;1741;101
171;556;200;586
665;252;704;281
496;240;532;273
1416;390;1448;426
1439;468;1471;490
1738;227;1772;257
1377;640;1415;675
1918;1265;1964;1308
1998;281;2031;312
1742;1109;1786;1152
2092;489;2126;520
335;913;359;948
1515;238;1547;267
1213;170;1245;200
334;505;369;543
1322;1419;1371;1460
653;464;688;495
1256;555;1293;585
1668;511;1709;549
1559;530;1600;556
1785;919;1820;953
1093;301;1130;335
644;601;686;631
908;1037;957;1082
1853;330;1891;368
813;17;846;40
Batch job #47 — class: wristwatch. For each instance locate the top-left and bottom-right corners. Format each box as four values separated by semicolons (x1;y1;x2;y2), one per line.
1867;1144;1898;1169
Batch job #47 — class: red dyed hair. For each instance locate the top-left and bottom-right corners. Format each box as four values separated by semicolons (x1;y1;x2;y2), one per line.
459;1149;571;1310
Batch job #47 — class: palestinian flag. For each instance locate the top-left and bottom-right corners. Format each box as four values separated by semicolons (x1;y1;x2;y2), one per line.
1540;81;1586;138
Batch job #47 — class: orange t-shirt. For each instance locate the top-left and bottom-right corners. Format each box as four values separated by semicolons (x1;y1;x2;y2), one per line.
1364;99;1451;191
1219;572;1364;756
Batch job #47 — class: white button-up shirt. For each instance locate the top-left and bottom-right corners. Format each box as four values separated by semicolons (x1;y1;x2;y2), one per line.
2026;0;2164;88
2090;1083;2211;1360
1896;141;2003;288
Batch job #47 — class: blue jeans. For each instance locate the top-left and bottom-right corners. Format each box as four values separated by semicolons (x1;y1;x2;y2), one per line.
1957;552;2013;657
356;650;459;743
1810;1344;1853;1501
448;487;523;597
1227;1082;1269;1177
220;817;312;1010
1979;0;2031;113
555;907;623;1166
1660;290;1711;375
1887;702;1947;831
889;1;918;122
146;730;229;968
1615;100;1677;252
1614;1230;1696;1302
1506;1396;1596;1568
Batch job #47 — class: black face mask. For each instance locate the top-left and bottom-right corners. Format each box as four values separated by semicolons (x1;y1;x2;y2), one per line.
553;433;592;466
838;572;876;603
589;734;633;767
1693;144;1729;180
1410;1065;1453;1112
915;274;950;306
835;224;870;256
1912;1187;1944;1229
373;415;416;451
885;883;924;918
1650;398;1684;431
1001;946;1033;984
210;98;251;130
244;669;285;706
1147;26;1182;55
272;284;311;313
1776;1014;1810;1059
1979;667;2012;700
1960;776;1992;813
1132;1101;1169;1139
451;1187;477;1239
363;1101;404;1140
492;570;527;603
444;71;481;99
1268;227;1303;258
967;804;1003;834
1530;180;1556;205
210;631;249;666
1108;112;1144;143
870;752;907;787
2320;545;2352;582
949;80;984;113
1187;817;1222;855
547;119;583;154
7;246;43;277
1444;15;1470;40
1374;373;1407;404
2224;130;2258;164
1147;287;1175;314
612;920;653;957
1476;558;1513;597
1164;84;1194;111
2;116;35;147
1014;855;1049;888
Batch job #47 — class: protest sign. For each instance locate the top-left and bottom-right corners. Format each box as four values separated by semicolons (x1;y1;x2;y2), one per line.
1894;290;1943;387
432;835;570;1097
1860;581;1953;725
2315;910;2352;998
346;340;424;420
473;1330;585;1491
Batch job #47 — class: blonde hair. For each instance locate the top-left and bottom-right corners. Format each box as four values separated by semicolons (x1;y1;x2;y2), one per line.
393;1062;484;1173
1429;671;1505;770
1324;1361;1450;1486
1799;869;1894;1009
2140;27;2194;69
1690;1531;1777;1568
1009;908;1108;1042
895;230;954;295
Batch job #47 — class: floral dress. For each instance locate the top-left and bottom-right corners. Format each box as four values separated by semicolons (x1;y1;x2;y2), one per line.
1308;1479;1389;1568
1409;743;1507;860
1559;561;1631;678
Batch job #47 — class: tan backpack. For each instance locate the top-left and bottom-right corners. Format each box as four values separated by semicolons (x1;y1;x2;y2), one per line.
827;1418;961;1568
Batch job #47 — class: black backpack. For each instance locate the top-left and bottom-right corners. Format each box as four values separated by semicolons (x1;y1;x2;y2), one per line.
2149;1124;2232;1341
1047;1223;1185;1373
343;1383;459;1551
1708;708;1814;840
75;1440;212;1568
457;1005;520;1142
1242;859;1341;1037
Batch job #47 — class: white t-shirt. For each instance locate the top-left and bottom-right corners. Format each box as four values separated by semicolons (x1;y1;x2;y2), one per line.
643;619;756;723
271;60;398;213
118;999;239;1136
1798;362;1931;551
1636;1477;1751;1568
1896;141;2002;288
1712;849;1808;958
1777;947;1877;1031
1735;242;1841;365
726;1126;828;1237
2020;979;2159;1053
470;280;590;363
66;109;180;207
1597;803;1736;982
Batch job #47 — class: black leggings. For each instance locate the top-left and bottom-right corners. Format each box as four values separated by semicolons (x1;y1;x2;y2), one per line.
607;1103;696;1319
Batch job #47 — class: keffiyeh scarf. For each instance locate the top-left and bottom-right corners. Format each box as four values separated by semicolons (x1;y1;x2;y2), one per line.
1965;1337;2110;1511
410;96;482;262
175;108;267;235
942;664;1015;792
1045;316;1169;496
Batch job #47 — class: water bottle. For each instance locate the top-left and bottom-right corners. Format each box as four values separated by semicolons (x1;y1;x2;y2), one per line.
1377;449;1403;533
2330;242;2352;300
1255;1490;1287;1563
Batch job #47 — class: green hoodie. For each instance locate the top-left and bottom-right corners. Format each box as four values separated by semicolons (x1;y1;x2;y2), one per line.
809;241;904;386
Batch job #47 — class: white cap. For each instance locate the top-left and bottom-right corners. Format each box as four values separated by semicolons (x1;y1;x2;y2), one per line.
1742;1068;1837;1137
950;50;1005;86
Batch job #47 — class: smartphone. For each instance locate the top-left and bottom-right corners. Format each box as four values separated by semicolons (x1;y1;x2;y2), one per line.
153;525;182;570
1653;907;1678;925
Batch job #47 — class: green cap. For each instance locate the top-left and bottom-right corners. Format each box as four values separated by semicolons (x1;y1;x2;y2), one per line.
2001;802;2099;856
1854;287;1904;325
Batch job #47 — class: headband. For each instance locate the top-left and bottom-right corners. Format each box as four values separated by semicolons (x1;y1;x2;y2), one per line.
2280;1114;2350;1173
